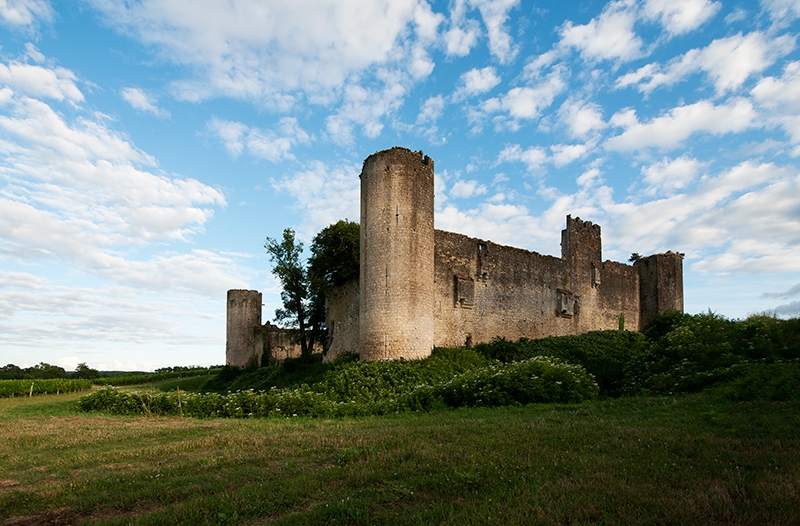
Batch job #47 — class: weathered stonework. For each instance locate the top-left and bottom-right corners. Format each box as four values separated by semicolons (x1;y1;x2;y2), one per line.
226;147;684;366
226;289;262;368
359;147;435;360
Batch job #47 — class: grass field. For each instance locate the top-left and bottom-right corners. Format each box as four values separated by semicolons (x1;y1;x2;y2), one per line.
1;389;798;525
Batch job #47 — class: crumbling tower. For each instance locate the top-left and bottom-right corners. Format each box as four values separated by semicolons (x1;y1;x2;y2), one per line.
635;253;684;329
226;289;263;368
359;147;435;360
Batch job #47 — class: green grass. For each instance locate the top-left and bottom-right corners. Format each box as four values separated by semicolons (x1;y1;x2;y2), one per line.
1;391;798;525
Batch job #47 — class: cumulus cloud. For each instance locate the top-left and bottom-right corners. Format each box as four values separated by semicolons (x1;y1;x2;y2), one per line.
450;179;487;199
88;0;440;137
0;0;52;27
454;66;501;101
120;87;170;118
0;60;83;103
559;0;644;63
444;21;480;57
605;98;758;151
616;32;796;95
0;58;234;299
641;0;721;36
762;0;800;24
478;67;566;130
498;144;548;172
550;143;589;167
641;155;703;195
470;0;520;64
271;160;361;241
558;99;606;139
207;117;310;162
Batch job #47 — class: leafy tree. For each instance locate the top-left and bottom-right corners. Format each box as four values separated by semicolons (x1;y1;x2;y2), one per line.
0;364;26;379
265;221;360;358
74;362;100;379
307;220;360;349
308;220;360;288
27;362;66;379
265;228;313;358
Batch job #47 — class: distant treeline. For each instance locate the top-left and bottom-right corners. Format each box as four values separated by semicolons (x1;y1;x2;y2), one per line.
95;367;223;386
1;362;222;382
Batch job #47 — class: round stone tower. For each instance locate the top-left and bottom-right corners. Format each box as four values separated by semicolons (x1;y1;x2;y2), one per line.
359;147;435;360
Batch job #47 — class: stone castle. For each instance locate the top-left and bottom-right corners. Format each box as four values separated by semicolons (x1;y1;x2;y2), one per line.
227;147;683;367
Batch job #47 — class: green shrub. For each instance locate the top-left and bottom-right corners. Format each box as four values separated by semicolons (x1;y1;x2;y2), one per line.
714;359;800;402
0;378;92;397
95;368;220;387
77;350;597;418
623;312;800;395
426;357;598;408
474;331;646;396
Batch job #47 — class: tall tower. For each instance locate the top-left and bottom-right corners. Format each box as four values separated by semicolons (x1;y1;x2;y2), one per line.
359;147;435;360
226;289;262;368
635;252;684;329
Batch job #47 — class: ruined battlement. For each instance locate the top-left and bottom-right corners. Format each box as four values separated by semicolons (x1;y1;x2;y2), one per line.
226;148;684;367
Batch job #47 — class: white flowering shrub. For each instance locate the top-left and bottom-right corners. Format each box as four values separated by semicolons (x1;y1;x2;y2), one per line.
78;350;598;418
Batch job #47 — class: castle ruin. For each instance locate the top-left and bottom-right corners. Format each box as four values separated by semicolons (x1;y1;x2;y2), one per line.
227;147;683;366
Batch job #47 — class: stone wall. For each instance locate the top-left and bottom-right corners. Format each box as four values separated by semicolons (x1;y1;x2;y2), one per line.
226;289;262;368
324;278;360;361
228;147;683;366
636;252;684;328
359;147;435;360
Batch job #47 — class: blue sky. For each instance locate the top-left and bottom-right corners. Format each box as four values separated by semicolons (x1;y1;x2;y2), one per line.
2;0;800;371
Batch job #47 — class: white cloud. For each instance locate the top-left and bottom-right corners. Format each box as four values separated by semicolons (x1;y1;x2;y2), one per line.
605;98;758;151
450;179;487;198
560;0;644;63
642;0;721;36
752;61;800;110
0;59;233;299
271;160;360;241
444;22;480;57
557;99;606;139
479;67;566;130
88;0;432;107
752;61;800;147
207;117;310;162
454;66;501;100
762;0;800;23
550;143;589;167
617;32;796;95
470;0;520;64
641;155;703;195
325;80;406;144
498;144;548;172
0;60;83;103
120;87;170;118
417;95;446;124
0;0;52;27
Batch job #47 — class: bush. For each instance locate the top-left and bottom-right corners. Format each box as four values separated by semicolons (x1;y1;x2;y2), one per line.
0;379;92;397
77;349;597;419
622;312;800;395
474;331;646;396
714;359;800;402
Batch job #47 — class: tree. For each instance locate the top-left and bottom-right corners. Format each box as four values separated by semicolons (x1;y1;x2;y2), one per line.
265;221;360;358
265;228;313;358
74;362;100;379
307;220;360;349
27;362;66;379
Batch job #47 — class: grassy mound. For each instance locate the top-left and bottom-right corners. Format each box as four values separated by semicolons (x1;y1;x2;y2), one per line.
78;350;598;418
